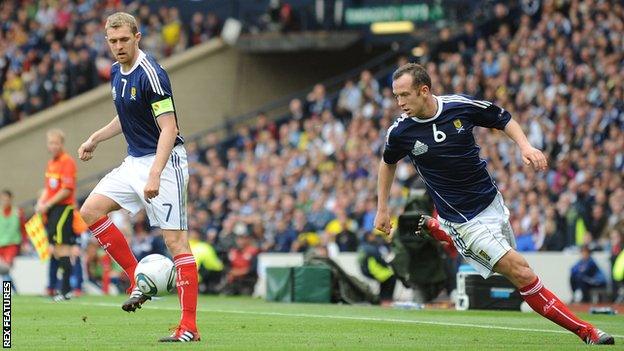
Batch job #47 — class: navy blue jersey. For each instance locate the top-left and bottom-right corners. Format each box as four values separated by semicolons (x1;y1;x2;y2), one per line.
383;94;511;223
110;50;183;157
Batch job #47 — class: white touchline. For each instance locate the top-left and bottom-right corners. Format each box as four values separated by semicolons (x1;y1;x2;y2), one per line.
77;302;623;338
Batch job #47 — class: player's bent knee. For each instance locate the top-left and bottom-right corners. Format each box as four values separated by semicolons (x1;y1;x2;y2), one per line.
162;230;191;256
79;206;100;226
80;194;120;225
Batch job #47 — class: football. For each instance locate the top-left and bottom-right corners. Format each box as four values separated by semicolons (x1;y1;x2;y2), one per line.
134;254;176;297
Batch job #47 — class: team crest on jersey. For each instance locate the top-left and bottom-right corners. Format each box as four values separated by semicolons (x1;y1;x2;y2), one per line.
453;119;464;133
130;87;136;100
111;87;116;100
412;140;428;156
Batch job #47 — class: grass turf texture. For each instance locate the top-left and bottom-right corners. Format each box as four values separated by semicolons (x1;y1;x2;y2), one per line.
13;295;624;350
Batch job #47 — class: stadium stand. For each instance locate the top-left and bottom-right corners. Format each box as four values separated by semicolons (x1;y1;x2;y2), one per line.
3;1;623;302
0;1;222;127
100;0;623;298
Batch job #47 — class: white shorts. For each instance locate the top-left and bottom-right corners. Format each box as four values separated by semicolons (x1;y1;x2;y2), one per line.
438;192;516;278
92;145;189;230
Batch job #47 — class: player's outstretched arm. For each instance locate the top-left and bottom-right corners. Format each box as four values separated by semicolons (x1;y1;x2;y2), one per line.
503;118;548;171
143;113;178;202
375;160;397;237
78;116;122;161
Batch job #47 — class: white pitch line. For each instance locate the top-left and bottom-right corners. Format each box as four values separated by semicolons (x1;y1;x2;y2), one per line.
76;302;624;338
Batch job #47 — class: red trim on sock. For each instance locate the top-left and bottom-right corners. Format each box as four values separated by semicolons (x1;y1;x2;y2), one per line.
174;254;198;333
174;253;193;261
88;216;138;290
519;277;540;293
89;216;109;229
520;275;591;340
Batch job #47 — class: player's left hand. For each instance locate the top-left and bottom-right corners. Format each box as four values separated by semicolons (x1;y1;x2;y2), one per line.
520;146;548;171
35;202;49;214
144;174;160;203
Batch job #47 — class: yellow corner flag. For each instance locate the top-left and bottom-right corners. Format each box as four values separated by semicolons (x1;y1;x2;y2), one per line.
25;214;50;261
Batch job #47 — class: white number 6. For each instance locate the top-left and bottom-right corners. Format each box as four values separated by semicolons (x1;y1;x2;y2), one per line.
433;123;446;143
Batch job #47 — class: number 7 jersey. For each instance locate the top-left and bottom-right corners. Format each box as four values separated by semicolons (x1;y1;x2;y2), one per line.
110;50;184;157
383;94;511;223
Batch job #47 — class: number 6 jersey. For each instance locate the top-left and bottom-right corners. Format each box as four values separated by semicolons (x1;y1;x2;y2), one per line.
382;94;511;223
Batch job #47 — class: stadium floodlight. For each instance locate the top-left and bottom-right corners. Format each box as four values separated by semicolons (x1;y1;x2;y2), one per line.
370;21;414;35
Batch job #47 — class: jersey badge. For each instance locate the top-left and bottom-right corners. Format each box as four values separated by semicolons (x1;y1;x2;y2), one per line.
412;140;428;156
453;119;465;133
130;86;136;101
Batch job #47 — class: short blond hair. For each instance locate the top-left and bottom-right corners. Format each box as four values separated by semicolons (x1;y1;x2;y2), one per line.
46;129;65;144
105;12;139;34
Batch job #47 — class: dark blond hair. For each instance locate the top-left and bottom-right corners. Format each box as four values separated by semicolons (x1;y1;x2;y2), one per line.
392;63;432;90
105;12;139;34
46;129;65;144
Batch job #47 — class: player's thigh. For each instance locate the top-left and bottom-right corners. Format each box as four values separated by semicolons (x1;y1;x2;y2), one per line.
444;219;510;275
88;162;143;221
144;146;189;230
444;196;512;266
80;193;122;224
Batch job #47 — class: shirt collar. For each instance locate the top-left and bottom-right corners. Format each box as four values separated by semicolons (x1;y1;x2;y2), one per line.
409;95;443;123
120;50;146;75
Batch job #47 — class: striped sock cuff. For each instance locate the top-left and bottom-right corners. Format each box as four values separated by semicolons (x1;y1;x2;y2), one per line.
174;254;196;267
89;217;113;237
519;277;543;296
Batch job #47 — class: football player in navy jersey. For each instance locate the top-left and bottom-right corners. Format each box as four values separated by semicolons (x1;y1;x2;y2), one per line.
77;12;199;342
376;63;613;345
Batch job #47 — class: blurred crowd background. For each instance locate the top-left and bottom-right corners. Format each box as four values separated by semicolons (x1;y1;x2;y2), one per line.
1;0;622;301
0;0;223;126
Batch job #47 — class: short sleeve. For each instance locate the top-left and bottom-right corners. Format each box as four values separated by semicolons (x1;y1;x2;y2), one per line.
60;158;76;190
141;64;175;117
382;125;411;164
467;102;511;130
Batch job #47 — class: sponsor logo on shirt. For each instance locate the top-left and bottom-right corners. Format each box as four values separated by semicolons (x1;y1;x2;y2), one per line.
411;140;428;156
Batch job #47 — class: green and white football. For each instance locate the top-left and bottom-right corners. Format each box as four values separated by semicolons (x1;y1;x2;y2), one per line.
134;254;176;297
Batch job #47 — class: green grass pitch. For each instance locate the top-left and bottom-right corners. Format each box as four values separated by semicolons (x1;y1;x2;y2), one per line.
12;295;624;350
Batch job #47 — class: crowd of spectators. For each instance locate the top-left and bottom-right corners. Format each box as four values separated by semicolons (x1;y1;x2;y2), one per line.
3;1;623;299
183;1;623;251
141;0;619;295
0;0;221;127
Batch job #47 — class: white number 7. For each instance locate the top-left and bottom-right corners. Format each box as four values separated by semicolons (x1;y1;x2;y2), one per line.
433;123;446;143
121;78;127;98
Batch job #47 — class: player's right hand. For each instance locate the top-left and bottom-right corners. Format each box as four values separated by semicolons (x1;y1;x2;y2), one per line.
520;145;548;171
374;209;393;239
78;139;98;161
